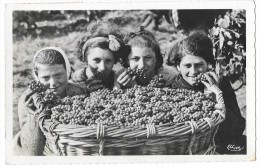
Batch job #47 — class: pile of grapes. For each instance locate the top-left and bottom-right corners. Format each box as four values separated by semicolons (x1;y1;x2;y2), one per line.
29;80;60;108
50;85;217;127
147;74;165;88
126;68;147;80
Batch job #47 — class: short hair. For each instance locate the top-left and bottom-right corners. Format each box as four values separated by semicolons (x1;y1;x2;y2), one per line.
166;30;215;66
122;27;163;72
75;20;126;63
33;49;66;71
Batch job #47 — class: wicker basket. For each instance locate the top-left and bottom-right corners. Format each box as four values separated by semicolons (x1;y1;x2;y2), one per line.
39;107;225;155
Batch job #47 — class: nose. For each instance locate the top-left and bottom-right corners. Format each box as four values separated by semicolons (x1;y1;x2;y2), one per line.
49;77;58;88
98;61;105;71
138;59;145;69
190;66;198;75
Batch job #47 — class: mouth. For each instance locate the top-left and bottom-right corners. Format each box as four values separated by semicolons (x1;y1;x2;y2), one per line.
49;86;60;91
188;76;197;81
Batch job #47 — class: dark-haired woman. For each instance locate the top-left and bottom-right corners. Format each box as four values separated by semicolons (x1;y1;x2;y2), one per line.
71;20;127;92
116;27;178;88
166;30;246;154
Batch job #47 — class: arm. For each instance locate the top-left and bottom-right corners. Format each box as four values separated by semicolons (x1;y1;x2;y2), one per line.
18;90;46;156
70;68;104;93
218;77;245;137
114;67;136;89
158;64;179;87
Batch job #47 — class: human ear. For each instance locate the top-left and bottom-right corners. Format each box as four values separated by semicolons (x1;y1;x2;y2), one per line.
177;65;180;71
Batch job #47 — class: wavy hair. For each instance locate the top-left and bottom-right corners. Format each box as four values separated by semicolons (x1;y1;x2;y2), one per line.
166;30;215;67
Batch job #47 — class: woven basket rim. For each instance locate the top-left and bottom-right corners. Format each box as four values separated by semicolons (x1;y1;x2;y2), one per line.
39;109;225;155
41;110;225;139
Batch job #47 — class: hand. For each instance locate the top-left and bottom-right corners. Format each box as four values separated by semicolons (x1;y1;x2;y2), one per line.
85;79;104;93
156;75;166;88
201;75;224;105
204;71;220;87
24;88;44;114
201;80;221;95
117;71;136;88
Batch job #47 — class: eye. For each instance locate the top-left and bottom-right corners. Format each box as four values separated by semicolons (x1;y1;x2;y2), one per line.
184;64;191;68
145;56;153;61
41;76;50;81
105;59;114;64
131;57;140;61
93;58;101;63
196;63;205;68
55;73;63;79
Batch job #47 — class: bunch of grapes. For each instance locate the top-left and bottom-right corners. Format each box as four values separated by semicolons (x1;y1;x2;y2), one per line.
29;80;60;108
92;71;105;80
29;80;46;93
194;73;207;85
126;68;147;80
147;74;165;88
50;86;218;127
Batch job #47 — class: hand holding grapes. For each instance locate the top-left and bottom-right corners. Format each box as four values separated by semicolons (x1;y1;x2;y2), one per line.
201;73;224;105
117;71;136;88
24;88;44;115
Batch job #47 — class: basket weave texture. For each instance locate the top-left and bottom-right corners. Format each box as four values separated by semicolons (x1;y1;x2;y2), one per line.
39;109;224;155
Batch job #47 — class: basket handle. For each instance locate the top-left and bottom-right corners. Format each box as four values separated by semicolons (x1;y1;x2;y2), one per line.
38;108;63;156
146;124;156;138
96;123;105;155
186;120;198;155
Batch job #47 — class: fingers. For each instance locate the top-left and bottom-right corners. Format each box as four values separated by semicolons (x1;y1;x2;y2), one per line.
122;77;132;86
203;73;215;85
26;103;37;113
117;71;128;81
34;96;43;109
201;81;211;88
121;74;132;83
25;97;34;109
202;80;221;95
117;72;134;87
24;88;36;102
207;71;219;85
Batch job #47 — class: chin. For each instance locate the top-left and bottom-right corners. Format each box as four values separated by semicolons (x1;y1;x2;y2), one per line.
52;89;63;96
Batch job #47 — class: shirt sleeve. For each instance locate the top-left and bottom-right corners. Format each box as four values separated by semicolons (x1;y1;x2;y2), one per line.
158;65;179;87
17;91;46;155
216;77;246;140
113;68;126;89
70;68;88;89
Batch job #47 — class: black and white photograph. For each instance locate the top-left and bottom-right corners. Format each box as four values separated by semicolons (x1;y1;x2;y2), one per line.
1;0;258;166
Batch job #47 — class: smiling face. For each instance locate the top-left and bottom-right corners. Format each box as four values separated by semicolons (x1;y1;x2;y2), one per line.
35;63;68;97
177;54;208;86
128;47;156;83
87;47;115;80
